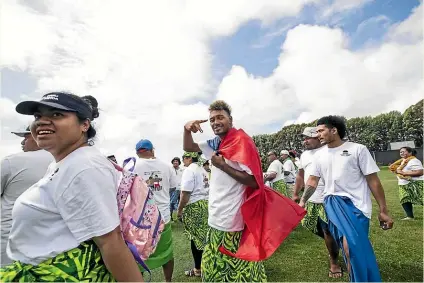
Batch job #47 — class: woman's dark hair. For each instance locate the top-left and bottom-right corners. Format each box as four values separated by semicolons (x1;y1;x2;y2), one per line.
289;151;296;158
192;156;199;163
64;93;99;140
316;115;346;139
400;146;417;156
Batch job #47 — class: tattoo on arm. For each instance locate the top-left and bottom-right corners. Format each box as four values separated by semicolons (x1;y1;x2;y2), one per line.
301;185;316;203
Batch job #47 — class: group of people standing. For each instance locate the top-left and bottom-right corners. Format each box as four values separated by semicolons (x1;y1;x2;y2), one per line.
0;91;421;282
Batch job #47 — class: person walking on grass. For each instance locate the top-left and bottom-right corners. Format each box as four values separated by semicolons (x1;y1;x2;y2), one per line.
280;149;297;197
183;100;305;282
170;157;184;221
292;127;342;279
389;147;423;220
300;115;394;282
264;150;288;196
177;152;209;278
134;139;177;282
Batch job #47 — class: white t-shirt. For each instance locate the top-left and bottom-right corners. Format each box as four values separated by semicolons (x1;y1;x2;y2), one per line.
397;158;424;185
1;150;53;266
283;159;296;183
199;141;252;232
134;158;177;224
7;146;119;265
181;163;208;205
173;167;184;190
310;142;379;219
299;148;326;204
266;159;284;184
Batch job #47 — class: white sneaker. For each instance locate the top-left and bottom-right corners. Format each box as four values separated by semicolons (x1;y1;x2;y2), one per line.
401;217;414;221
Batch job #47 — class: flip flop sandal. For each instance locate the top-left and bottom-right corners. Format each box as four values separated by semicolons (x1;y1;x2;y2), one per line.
185;268;201;277
328;269;344;278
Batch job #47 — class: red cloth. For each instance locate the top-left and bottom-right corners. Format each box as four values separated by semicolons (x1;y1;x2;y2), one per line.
217;128;306;261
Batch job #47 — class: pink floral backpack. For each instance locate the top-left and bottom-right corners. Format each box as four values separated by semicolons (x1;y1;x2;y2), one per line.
112;157;165;277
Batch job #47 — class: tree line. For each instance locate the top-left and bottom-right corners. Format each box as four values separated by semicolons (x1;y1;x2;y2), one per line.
252;100;423;168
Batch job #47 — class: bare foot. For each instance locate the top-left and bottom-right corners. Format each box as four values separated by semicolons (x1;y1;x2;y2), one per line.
329;264;343;279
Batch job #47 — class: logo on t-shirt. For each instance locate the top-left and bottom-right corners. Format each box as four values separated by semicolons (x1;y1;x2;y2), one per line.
341;150;351;157
203;175;210;188
143;171;164;191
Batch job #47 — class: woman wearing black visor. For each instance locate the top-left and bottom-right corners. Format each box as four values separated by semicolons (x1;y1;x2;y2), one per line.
0;92;143;282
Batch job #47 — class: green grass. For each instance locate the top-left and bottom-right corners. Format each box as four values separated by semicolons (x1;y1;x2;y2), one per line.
149;168;423;282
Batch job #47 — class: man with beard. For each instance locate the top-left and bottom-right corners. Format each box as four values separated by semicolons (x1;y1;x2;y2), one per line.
183;100;305;282
293;127;342;278
300;116;394;282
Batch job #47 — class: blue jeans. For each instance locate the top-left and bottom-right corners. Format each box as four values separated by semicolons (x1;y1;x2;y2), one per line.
170;190;180;212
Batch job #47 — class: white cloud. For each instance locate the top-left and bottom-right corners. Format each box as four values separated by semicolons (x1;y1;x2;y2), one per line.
0;97;32;157
216;3;423;133
356;15;392;35
320;0;374;19
0;0;320;162
388;2;423;44
0;0;421;164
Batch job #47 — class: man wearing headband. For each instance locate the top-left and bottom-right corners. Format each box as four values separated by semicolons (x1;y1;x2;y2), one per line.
1;127;53;266
134;139;177;282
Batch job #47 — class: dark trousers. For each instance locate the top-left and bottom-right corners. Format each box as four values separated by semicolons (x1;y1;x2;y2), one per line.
191;240;203;269
402;202;414;218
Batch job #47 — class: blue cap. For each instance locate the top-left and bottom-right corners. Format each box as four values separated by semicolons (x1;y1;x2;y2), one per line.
135;139;153;152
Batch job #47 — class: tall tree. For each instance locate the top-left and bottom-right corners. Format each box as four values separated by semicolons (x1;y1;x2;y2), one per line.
403;100;423;147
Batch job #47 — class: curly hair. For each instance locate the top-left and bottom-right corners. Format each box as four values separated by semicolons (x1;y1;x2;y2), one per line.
208;100;232;116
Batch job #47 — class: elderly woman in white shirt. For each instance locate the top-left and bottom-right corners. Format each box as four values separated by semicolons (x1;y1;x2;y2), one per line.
391;147;424;220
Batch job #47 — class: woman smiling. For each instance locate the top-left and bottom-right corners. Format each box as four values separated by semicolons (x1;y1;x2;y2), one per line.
0;92;143;282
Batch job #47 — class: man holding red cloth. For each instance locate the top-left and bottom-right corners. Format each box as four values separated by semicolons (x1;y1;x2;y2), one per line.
183;100;306;282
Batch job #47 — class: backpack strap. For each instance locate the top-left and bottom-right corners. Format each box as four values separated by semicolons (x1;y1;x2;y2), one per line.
111;161;123;172
123;157;137;172
126;240;152;282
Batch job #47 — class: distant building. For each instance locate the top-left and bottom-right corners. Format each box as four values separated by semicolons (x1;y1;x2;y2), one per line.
389;141;416;150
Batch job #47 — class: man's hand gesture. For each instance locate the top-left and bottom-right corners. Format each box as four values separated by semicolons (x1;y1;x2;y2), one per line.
184;120;208;133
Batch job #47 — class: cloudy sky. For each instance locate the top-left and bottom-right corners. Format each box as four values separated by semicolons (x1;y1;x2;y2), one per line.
1;0;422;163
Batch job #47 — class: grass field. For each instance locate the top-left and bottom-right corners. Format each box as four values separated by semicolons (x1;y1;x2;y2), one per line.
149;168;423;282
